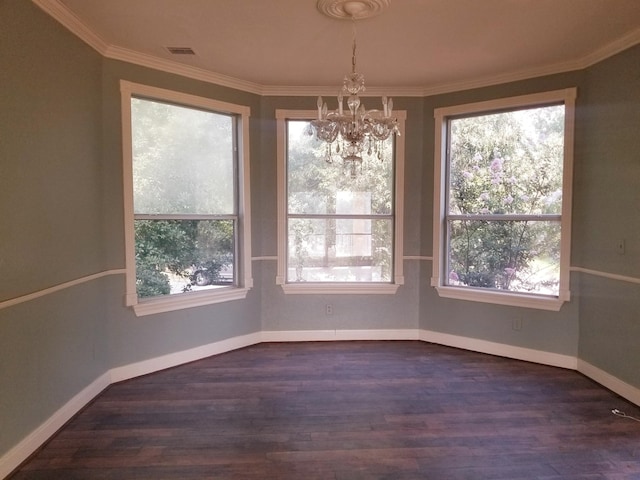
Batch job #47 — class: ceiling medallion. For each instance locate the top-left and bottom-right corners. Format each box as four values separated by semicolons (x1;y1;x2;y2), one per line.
317;0;391;20
311;0;398;177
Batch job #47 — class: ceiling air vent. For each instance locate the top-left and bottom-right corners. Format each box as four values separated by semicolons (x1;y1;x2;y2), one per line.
166;46;196;55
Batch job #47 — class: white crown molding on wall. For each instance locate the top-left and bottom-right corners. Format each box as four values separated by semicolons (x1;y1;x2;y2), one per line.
105;45;265;95
263;85;427;98
580;28;640;68
32;0;640;98
31;0;109;53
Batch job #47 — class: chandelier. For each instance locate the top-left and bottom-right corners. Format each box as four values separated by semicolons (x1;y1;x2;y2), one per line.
310;0;399;177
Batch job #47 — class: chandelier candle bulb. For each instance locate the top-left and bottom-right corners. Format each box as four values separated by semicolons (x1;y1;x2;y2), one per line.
309;2;399;176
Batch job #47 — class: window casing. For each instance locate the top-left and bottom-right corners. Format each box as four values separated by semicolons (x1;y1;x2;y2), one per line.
432;89;576;311
276;110;406;294
121;81;252;316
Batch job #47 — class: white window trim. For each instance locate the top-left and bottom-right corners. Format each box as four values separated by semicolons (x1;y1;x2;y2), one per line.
120;80;253;316
275;109;406;295
432;88;576;311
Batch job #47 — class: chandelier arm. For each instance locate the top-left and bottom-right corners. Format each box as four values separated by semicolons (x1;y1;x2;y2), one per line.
309;3;398;177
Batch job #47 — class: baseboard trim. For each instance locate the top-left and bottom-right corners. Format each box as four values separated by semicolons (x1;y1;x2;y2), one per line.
420;329;578;370
110;332;263;383
0;371;111;479
261;329;420;343
577;359;640;407
1;333;262;478
4;329;639;479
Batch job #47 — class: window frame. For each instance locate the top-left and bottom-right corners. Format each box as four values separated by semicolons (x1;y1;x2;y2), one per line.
432;88;576;311
120;81;252;316
275;109;406;295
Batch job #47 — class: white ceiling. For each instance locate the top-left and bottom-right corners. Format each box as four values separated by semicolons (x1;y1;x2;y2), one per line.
37;0;640;95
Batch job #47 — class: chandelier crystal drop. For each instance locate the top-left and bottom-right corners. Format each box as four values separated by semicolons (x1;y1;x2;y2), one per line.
309;13;399;178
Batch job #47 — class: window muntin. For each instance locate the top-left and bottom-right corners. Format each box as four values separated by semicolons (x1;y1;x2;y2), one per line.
276;111;405;294
121;81;252;315
446;105;564;296
286;120;394;284
131;98;237;298
433;89;576;310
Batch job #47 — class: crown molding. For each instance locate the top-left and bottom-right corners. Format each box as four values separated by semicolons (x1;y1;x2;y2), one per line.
32;0;109;54
104;45;265;95
260;84;426;97
578;27;640;68
420;59;584;97
33;0;640;98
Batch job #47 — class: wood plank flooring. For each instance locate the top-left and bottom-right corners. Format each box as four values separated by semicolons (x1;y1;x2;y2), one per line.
9;341;640;479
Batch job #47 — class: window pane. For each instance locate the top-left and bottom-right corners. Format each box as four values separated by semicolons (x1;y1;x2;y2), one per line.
287;218;392;282
287;121;393;216
448;106;564;216
132;98;235;215
134;219;235;298
447;219;560;295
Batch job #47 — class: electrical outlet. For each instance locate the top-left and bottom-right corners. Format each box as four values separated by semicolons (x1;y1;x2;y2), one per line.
512;317;523;331
326;304;333;315
616;239;626;255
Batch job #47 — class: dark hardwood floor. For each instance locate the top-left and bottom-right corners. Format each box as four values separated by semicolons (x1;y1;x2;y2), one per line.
10;341;640;479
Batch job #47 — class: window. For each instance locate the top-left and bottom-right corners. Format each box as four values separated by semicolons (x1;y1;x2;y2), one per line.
432;89;576;311
121;81;252;316
276;110;406;294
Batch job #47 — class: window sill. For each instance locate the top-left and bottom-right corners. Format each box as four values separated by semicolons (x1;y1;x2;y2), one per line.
434;285;568;311
132;287;250;316
281;283;400;295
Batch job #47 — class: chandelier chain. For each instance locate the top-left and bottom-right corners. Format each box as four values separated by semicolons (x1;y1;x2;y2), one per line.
351;16;357;74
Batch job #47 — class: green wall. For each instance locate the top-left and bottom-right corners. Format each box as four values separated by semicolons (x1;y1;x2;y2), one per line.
257;95;425;332
1;0;639;466
0;0;263;459
0;0;108;456
575;45;640;387
99;59;263;369
418;73;584;355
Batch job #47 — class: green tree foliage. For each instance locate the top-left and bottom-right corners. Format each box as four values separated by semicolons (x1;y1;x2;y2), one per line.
132;98;234;215
131;98;235;298
287;121;394;282
448;106;564;294
134;220;233;297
